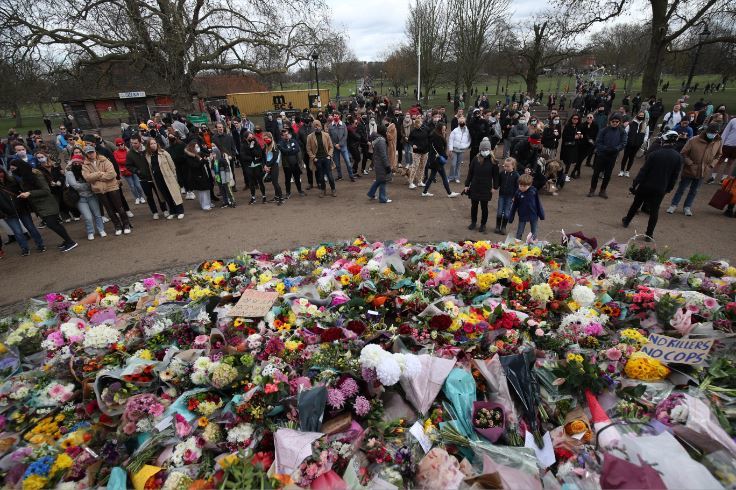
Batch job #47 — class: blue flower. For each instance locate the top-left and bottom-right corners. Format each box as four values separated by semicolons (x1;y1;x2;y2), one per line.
23;455;54;478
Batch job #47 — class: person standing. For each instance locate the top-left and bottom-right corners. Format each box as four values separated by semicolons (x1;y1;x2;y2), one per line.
298;117;315;189
587;113;627;199
666;123;723;216
66;154;106;240
618;111;649;177
386;118;398;171
126;135;167;218
211;122;238;191
408;117;430;189
183;141;213;211
328;114;354;181
113;138;145;205
447;116;471;183
495;157;519;234
508;173;545;240
0;166;46;255
708;114;736;184
81;146;132;235
422;124;461;198
240;132;268;204
143;139;185;219
307;120;336;197
9;160;77;252
560;114;582;181
464;138;499;233
576;113;599;175
278;129;305;198
622;132;682;238
366;126;392;203
263;133;284;205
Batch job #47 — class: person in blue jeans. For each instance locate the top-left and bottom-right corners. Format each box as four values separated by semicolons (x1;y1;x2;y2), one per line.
307;121;336;197
327;114;355;181
509;173;545;240
0;166;45;256
495;157;520;234
367;126;392;203
66;154;107;240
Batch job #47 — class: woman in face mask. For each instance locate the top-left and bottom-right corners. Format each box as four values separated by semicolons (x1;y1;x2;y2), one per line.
464;137;500;233
541;117;562;158
263;133;284;205
35;150;79;223
619;112;649;178
66;154;106;240
184;141;213;211
423;124;461;198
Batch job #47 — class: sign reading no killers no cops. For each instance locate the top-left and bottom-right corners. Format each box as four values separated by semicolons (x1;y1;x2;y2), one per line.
640;333;716;365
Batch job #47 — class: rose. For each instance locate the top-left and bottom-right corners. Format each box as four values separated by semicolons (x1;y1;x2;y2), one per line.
605;348;622;361
429;315;452;331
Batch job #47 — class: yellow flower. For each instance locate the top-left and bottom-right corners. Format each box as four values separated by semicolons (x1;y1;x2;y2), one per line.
438;284;451;296
22;475;48;490
258;271;273;284
164;288;179;301
624;352;670;381
568;300;580;311
227;262;238;273
353;238;364;246
496;267;512;280
71;304;86;315
315;246;327;259
198;417;209;428
51;453;73;475
276;322;292;332
285;340;301;351
135;349;154;360
219;453;240;469
233;318;245;328
275;282;286;295
339;275;351;286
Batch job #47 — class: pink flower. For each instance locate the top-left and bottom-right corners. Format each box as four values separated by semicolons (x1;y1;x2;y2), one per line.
491;283;504;296
48;331;65;347
194;335;209;346
149;403;165;417
327;388;346;409
583;323;604;336
143;277;158;290
353;396;370;416
339;377;359;398
123;422;137;435
49;383;69;399
606;348;622;361
330;294;349;306
670;308;694;336
183;448;198;464
264;383;279;394
535;328;545;337
703;297;718;309
174;413;192;437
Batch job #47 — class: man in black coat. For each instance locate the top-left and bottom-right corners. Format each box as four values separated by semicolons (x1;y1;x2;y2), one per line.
467;108;489;163
621;132;682;239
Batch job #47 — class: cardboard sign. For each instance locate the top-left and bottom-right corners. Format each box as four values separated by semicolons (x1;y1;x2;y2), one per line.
227;290;278;318
640;333;715;365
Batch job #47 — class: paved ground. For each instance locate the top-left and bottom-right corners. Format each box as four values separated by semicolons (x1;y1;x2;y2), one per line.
1;154;735;313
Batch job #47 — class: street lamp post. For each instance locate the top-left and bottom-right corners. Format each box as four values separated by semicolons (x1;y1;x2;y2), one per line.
686;23;711;91
311;51;321;109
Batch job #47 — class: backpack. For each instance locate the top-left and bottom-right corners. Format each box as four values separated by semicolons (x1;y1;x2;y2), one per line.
509;135;528;155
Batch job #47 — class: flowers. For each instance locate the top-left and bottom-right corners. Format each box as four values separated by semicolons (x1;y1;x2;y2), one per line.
530;283;554;303
571;285;596;307
624;352;671;381
359;345;420;386
474;407;503;429
82;324;121;349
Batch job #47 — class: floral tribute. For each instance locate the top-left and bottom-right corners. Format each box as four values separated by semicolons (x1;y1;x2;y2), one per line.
0;236;735;489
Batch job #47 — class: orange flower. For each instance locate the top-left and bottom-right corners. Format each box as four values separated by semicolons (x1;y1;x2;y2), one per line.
373;296;388;307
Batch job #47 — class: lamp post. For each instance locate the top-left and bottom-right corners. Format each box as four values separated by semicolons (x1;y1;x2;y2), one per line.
311;51;321;108
686;23;711;91
380;70;384;95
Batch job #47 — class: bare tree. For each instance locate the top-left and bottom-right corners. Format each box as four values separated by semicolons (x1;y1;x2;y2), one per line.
590;24;649;93
448;0;510;97
321;34;359;98
0;52;51;126
0;0;332;110
383;47;414;95
406;0;451;103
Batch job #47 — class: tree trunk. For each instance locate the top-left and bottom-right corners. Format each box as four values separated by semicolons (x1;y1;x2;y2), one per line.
13;101;22;127
169;75;195;113
641;0;668;98
526;69;539;99
336;81;341;97
496;74;501;95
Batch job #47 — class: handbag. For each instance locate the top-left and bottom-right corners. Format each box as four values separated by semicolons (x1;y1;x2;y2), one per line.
63;186;80;207
708;177;735;210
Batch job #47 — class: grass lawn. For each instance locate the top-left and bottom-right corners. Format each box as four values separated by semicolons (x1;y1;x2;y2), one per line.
0;103;65;137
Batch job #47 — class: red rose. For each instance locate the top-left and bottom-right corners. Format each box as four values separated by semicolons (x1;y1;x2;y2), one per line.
398;323;412;335
429;314;452;331
251;451;274;470
320;327;344;343
346;320;367;335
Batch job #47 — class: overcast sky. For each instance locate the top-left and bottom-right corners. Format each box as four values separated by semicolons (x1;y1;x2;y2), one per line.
325;0;540;61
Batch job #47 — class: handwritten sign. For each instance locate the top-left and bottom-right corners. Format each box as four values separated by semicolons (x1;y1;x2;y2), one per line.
227;290;278;318
640;333;715;365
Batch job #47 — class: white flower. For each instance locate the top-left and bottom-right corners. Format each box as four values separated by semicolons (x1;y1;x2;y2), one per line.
359;344;387;370
60;320;85;340
572;285;596;307
190;371;208;385
170;437;202;467
375;355;401;386
671;404;689;423
145;317;172;337
194;357;213;372
100;294;120;307
227;423;254;443
246;334;263;349
400;353;421;379
83;324;121;349
5;320;39;345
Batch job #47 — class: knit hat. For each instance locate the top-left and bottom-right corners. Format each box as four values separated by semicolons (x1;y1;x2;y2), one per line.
609;113;623;122
479;137;492;152
706;122;720;133
114;137;124;145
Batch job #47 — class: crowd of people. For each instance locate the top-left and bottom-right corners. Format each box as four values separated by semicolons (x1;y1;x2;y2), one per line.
1;78;735;259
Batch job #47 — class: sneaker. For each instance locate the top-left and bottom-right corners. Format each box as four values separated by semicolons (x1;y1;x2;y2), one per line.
166;213;175;220
64;218;71;223
286;193;291;199
186;192;196;200
140;197;146;203
87;233;95;240
618;171;625;177
21;249;30;256
418;181;425;187
99;230;107;237
331;190;337;197
706;177;716;184
368;195;376;200
38;221;47;229
468;223;476;230
61;242;78;253
624;171;630;177
73;216;80;221
448;192;460;198
408;183;417;189
383;199;393;203
422;192;434;197
666;205;676;214
115;229;122;236
102;216;110;223
126;210;134;218
181;187;186;195
164;210;171;218
599;190;608;199
587;191;595;197
152;213;159;219
454;179;461;183
363;170;369;175
262;196;267;204
684;207;693;216
565;176;571;182
177;214;184;219
135;198;141;205
123;228;131;234
249;197;256;205
336;176;343;181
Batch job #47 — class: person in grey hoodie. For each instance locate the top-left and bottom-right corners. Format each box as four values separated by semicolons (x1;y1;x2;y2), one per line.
588;113;627;199
328;114;355;181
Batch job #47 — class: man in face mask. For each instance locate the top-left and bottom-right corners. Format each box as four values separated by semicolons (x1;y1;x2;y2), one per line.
666;122;723;217
12;143;37;168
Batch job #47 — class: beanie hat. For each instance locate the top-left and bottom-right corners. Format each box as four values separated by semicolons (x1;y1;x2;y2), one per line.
609;113;623;122
114;137;124;145
479;137;492;152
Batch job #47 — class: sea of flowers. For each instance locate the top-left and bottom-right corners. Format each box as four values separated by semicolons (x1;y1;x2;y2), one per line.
1;236;736;489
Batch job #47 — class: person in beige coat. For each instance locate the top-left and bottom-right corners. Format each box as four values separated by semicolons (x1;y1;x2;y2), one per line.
144;138;185;219
306;120;336;197
667;122;723;216
81;145;131;235
386;120;398;170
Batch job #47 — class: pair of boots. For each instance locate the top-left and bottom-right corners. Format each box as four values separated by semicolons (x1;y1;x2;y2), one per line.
494;216;508;235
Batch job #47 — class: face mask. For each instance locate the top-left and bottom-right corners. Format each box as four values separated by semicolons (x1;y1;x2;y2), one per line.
255;129;262;133
530;120;537;126
459;122;466;127
706;133;717;140
518;120;526;125
314;128;321;133
489;117;497;123
264;139;272;145
38;156;47;163
195;146;200;153
637;116;644;120
16;150;26;158
553;119;560;125
598;108;604;112
480;150;491;157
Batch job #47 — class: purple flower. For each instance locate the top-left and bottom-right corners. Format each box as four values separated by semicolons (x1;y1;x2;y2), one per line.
327;388;346;409
353;396;370;417
339;377;359;398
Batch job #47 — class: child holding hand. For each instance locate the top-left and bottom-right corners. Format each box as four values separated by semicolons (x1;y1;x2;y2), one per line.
508;173;545;240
